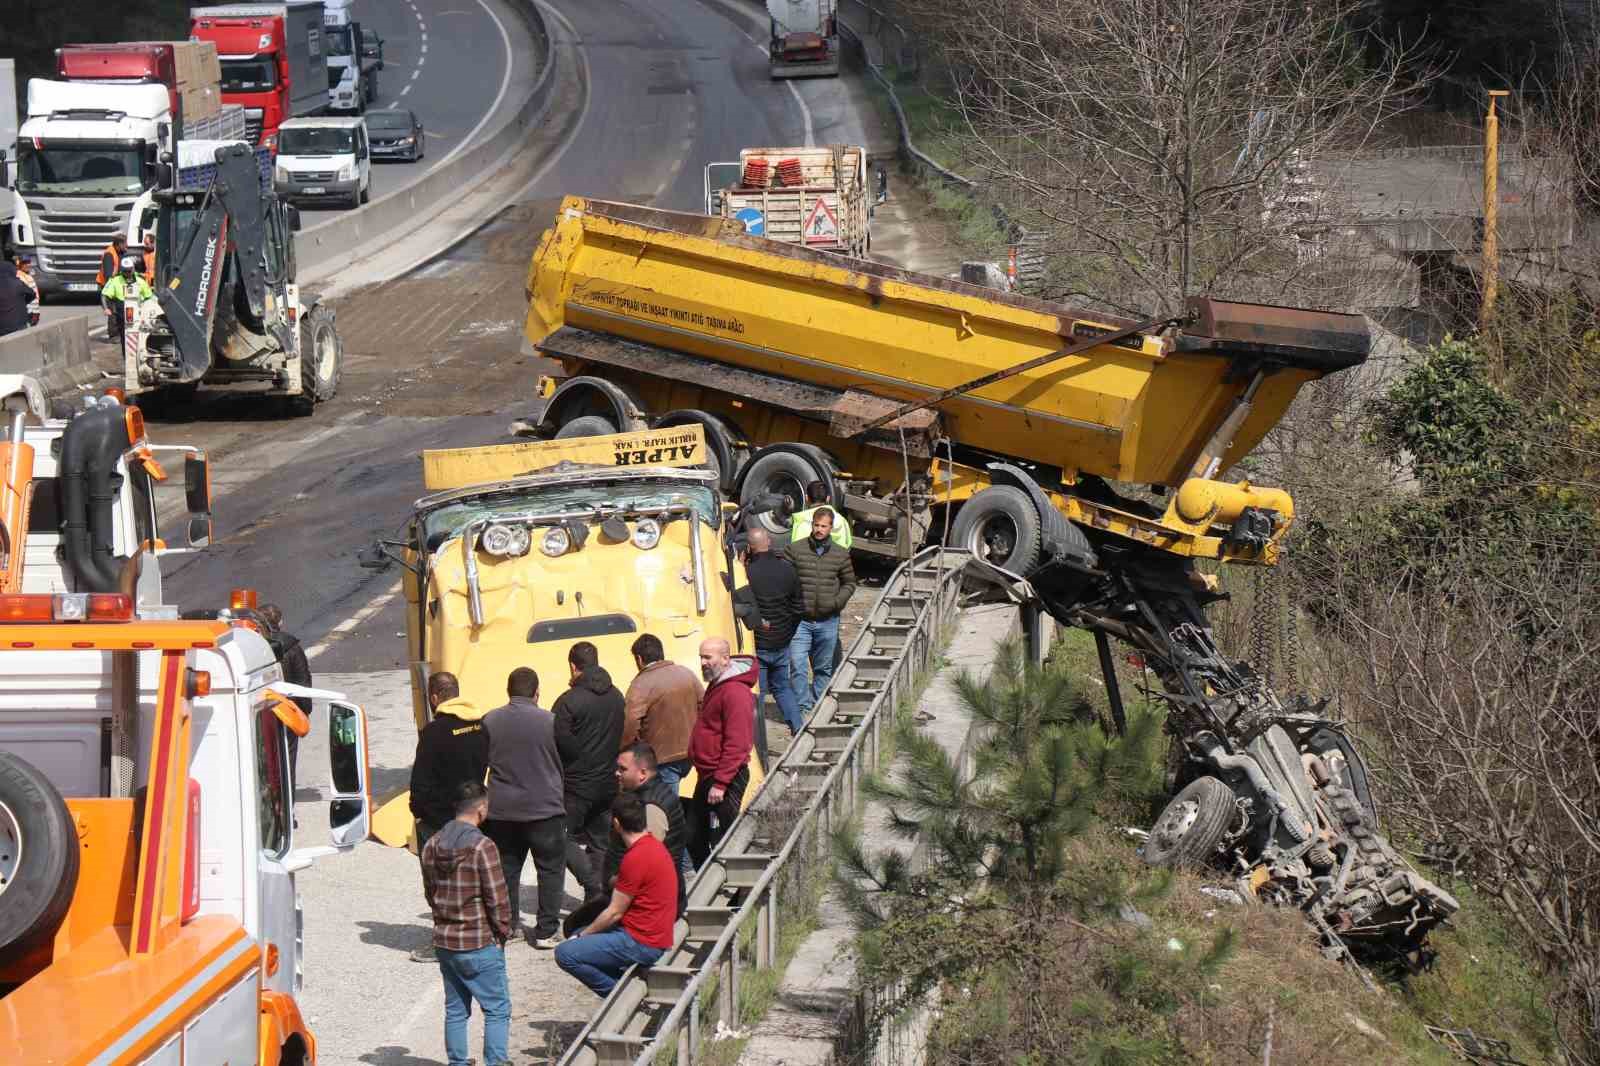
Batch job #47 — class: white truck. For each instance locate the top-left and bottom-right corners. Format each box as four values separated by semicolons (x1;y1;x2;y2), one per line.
323;0;379;113
704;144;869;257
0;375;372;1065
767;0;839;78
1;59;16;259
8;79;245;299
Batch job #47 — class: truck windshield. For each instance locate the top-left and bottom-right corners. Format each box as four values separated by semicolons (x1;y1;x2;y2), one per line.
280;127;355;154
325;27;355;56
423;479;720;549
220;58;278;92
15;141;146;195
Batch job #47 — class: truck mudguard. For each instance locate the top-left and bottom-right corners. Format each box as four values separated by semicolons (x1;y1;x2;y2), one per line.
538;375;647;435
58;404;134;593
984;463;1097;571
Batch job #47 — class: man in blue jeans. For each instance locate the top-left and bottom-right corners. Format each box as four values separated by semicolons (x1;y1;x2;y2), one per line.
784;507;857;715
555;792;678;996
421;781;512;1066
734;526;805;750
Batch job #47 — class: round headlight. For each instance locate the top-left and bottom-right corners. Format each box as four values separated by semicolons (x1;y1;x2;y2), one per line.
480;523;516;556
505;525;531;557
541;527;572;557
631;518;662;550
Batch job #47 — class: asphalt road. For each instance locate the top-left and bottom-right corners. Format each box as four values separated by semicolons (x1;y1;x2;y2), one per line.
124;4;886;1059
33;0;534;325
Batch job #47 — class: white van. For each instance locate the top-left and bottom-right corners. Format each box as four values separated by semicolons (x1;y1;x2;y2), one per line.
272;115;371;209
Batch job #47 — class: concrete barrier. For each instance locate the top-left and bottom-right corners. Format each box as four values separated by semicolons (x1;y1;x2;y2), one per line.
295;0;558;279
0;316;98;401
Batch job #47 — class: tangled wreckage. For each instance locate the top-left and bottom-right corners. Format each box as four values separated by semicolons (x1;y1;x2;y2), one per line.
517;197;1460;964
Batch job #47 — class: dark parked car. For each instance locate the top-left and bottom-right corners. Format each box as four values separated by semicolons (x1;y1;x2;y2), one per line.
361;28;385;69
366;108;424;162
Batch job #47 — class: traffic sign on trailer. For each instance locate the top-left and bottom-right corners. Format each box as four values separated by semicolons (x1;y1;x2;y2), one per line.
803;198;838;243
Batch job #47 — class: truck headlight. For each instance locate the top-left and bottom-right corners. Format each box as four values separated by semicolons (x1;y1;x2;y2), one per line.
540;527;572;557
274;164;289;183
631;518;662;550
337;163;357;181
480;523;530;557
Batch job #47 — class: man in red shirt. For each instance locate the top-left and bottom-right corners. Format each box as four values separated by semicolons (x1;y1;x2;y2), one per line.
554;792;677;996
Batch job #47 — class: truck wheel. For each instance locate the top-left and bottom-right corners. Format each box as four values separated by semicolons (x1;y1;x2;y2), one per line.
739;447;831;519
292;306;342;416
1142;776;1236;869
554;414;617;439
0;753;80;953
367;73;377;103
360;182;370;205
949;485;1041;573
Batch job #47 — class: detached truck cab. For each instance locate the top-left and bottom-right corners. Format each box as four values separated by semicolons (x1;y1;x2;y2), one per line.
363;426;763;841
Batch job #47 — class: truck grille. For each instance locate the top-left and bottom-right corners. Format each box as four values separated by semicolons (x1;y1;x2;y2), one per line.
35;208;128;283
295;171;336;183
245;116;264;144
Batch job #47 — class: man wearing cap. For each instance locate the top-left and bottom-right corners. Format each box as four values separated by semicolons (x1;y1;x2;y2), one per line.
100;256;154;342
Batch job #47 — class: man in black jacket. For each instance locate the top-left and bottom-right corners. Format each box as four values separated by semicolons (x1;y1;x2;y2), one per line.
564;742;690;937
0;261;33;338
260;604;312;777
553;641;625;904
734;526;805;751
408;671;489;962
482;667;567;949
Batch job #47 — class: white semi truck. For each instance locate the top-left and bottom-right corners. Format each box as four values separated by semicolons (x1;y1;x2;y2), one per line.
1;60;16;259
9;79;244;299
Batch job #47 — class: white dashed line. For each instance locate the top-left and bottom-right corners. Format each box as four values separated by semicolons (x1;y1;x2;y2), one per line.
743;35;815;146
304;582;402;661
418;19;427;30
420;43;428;54
410;69;421;80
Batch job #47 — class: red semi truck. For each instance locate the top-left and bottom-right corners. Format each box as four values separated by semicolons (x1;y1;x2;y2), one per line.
55;42;225;126
190;1;328;149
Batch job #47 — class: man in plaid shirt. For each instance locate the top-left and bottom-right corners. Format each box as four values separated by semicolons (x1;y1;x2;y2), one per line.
422;781;512;1066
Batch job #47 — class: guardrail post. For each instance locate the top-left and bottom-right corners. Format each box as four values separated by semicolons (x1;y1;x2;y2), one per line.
719;949;738;1030
756;887;772;969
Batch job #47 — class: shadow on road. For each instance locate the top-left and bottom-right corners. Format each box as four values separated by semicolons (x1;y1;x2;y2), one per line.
359;1046;437;1066
356;918;432;953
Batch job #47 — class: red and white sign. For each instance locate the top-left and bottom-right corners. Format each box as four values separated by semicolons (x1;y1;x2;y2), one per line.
803;197;839;244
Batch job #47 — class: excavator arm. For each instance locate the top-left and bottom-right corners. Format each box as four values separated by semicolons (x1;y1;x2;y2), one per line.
154;143;293;382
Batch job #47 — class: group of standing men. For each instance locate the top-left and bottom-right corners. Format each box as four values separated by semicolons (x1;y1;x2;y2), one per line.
735;482;858;754
410;635;762;1066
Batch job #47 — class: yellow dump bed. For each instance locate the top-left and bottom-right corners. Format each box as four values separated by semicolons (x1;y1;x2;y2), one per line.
525;198;1368;488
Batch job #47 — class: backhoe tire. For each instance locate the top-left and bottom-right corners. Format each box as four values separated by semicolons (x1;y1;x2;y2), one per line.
1142;776;1235;869
291;306;342;416
0;753;80;954
554;414;617;439
949;485;1041;574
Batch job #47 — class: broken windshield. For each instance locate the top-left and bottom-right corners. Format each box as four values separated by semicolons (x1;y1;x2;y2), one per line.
422;479;719;551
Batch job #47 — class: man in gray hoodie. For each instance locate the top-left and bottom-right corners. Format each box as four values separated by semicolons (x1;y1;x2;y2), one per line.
481;667;567;949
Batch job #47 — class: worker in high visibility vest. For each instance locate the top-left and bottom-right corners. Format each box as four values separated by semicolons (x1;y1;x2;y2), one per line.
141;232;157;287
13;256;40;327
97;236;128;337
791;481;852;550
101;256;154;342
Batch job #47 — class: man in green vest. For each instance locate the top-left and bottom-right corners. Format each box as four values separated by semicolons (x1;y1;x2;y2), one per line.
101;256;154;341
791;481;852;550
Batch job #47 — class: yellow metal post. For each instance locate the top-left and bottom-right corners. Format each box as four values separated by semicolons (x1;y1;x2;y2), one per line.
1481;90;1510;330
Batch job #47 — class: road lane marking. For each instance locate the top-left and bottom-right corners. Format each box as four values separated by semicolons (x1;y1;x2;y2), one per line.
433;0;514;169
742;35;815;146
304;580;403;661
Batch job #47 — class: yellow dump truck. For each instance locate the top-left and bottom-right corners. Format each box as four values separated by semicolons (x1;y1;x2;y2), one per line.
519;198;1460;964
363;426;763;844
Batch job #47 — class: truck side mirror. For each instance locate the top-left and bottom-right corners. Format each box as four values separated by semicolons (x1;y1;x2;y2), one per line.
328;701;371;847
357;540;393;571
185;454;211;513
187;515;212;549
155;161;174;189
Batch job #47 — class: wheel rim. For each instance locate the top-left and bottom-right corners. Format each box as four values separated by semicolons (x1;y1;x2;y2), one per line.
315;326;337;382
760;472;807;515
0;799;21;901
1150;798;1200;852
966;513;1018;562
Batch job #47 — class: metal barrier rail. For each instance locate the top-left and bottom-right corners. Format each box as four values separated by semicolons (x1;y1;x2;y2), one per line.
559;546;969;1066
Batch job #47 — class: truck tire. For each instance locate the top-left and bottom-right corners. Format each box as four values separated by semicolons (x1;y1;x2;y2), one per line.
739;447;832;519
1142;776;1235;869
360;181;370;205
949;485;1041;574
367;72;378;104
554;414;617;439
0;753;80;954
291;306;342;416
653;410;745;492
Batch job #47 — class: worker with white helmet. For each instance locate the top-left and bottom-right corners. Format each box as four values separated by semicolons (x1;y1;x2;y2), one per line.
100;255;155;342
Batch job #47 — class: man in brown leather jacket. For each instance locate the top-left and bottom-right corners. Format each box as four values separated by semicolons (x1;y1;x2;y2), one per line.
621;633;702;792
